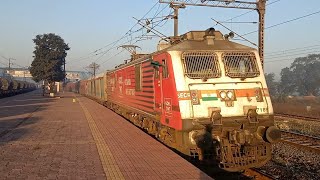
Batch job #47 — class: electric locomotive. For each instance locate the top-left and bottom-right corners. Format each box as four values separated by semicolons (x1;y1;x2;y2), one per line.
80;28;281;172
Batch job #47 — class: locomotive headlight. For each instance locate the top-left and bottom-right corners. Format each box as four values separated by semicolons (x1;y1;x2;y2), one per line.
227;91;234;99
219;90;236;101
190;90;200;105
220;91;227;99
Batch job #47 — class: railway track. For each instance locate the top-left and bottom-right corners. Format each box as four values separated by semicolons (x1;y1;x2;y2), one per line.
280;130;320;154
275;113;320;122
244;168;278;180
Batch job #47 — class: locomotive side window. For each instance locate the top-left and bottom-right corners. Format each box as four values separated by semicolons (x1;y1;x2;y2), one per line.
162;59;169;78
182;51;220;79
222;52;259;78
154;65;159;79
135;64;142;91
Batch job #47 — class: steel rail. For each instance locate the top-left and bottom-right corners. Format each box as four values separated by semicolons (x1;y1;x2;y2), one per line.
275;113;320;122
244;168;277;180
280;130;320;154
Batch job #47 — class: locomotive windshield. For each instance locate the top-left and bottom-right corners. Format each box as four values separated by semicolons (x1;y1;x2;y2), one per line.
222;52;260;78
182;51;221;79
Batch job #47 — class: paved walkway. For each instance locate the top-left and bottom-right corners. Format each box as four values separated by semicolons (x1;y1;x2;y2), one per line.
0;91;212;180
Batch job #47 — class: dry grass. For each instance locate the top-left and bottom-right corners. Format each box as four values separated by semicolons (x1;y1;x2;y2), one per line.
273;97;320;118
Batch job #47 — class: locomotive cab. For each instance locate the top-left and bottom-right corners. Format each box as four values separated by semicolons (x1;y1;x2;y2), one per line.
153;29;281;172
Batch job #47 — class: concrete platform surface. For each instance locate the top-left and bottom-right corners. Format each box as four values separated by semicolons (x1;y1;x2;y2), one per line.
0;91;212;180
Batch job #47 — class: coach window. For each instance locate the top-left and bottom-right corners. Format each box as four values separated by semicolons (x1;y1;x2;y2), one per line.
135;64;142;91
162;59;169;78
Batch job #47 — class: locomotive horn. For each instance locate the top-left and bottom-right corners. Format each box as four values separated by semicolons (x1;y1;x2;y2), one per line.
228;32;234;39
224;32;235;40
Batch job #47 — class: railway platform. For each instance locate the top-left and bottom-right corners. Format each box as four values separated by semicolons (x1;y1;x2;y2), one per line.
0;90;212;180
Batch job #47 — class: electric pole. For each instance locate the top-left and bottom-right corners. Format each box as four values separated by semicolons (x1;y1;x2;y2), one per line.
8;58;15;73
87;62;100;95
170;3;185;38
159;0;266;67
63;57;66;93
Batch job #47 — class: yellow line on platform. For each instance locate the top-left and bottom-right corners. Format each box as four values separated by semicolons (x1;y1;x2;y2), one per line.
77;97;125;180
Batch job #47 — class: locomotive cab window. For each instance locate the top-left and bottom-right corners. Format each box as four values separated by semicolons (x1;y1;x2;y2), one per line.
222;52;260;78
135;64;142;91
182;51;220;79
162;59;169;78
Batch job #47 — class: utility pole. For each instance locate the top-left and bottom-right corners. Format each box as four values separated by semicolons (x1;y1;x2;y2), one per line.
7;58;15;78
170;3;186;37
63;57;66;93
159;0;266;67
8;58;15;73
24;69;26;82
87;62;100;95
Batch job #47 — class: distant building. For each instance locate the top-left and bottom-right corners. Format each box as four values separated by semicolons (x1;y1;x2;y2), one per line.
0;67;91;82
65;71;91;82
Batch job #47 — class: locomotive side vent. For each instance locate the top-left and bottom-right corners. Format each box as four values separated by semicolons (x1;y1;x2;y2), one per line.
222;52;259;78
182;51;220;79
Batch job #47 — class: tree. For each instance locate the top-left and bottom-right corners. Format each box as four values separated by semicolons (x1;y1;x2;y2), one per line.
265;73;278;98
275;67;296;102
279;54;320;97
290;54;320;96
30;33;70;93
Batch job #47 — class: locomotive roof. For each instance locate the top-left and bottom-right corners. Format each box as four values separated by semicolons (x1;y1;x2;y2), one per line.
163;39;254;52
157;30;255;52
108;30;256;71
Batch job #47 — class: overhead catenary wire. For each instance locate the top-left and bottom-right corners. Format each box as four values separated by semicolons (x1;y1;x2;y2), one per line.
0;60;7;67
242;10;320;36
265;51;320;63
211;18;257;47
126;3;172;44
99;12;173;67
213;0;282;26
265;44;320;55
69;1;164;63
266;49;320;60
0;54;27;69
96;11;173;70
100;49;126;66
89;4;172;65
265;47;320;59
264;45;320;63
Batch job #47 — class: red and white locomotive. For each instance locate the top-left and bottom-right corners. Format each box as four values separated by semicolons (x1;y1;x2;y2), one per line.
79;29;281;172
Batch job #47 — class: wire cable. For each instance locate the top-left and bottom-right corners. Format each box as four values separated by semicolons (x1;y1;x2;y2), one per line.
265;44;320;55
213;0;282;26
69;1;161;62
242;10;320;36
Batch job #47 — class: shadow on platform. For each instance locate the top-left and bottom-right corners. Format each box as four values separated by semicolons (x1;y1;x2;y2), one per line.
0;104;49;119
0;116;40;146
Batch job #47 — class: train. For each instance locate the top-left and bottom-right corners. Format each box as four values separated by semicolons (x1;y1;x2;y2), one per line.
0;77;36;97
68;29;281;172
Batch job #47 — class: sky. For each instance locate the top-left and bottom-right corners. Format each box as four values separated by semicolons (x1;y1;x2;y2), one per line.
0;0;320;79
